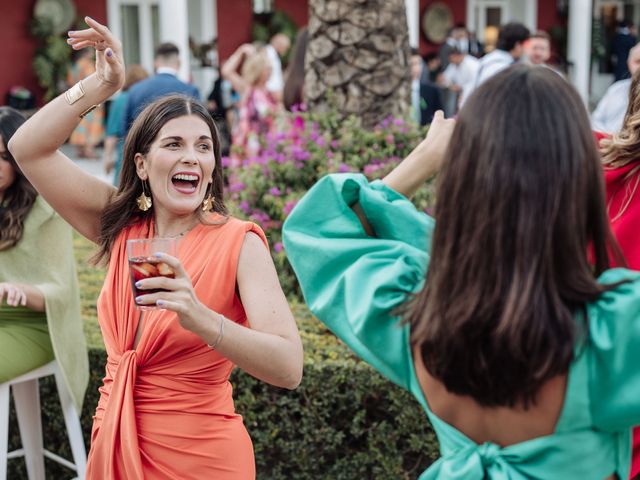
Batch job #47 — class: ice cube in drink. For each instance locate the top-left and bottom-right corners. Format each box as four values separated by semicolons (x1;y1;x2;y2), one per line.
129;256;176;303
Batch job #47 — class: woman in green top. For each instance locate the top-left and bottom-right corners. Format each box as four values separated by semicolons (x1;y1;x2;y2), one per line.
283;65;640;479
0;107;88;412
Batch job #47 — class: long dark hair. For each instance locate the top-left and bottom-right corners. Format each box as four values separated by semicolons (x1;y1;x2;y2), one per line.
95;95;227;263
406;65;622;408
0;107;36;251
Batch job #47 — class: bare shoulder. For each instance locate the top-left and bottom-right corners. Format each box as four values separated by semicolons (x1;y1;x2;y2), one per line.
240;231;270;258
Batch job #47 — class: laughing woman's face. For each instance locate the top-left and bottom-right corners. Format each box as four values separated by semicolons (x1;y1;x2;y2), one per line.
135;115;216;217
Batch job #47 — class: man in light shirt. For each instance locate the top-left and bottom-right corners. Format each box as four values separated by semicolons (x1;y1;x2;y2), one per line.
592;43;640;134
265;33;291;101
470;22;530;94
441;48;480;110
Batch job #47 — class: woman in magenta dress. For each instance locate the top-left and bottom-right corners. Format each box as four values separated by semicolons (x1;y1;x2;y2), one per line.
221;44;278;166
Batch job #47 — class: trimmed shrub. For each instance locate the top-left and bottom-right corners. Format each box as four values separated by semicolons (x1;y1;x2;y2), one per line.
7;344;439;479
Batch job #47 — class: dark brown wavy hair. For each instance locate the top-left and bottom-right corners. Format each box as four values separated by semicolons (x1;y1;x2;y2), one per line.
0;107;36;251
94;95;227;264
406;65;623;408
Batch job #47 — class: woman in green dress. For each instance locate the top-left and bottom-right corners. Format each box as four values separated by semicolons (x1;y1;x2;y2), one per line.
0;106;88;412
283;65;640;479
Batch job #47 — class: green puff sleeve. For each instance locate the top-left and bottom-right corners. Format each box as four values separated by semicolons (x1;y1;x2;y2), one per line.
588;268;640;432
282;173;434;390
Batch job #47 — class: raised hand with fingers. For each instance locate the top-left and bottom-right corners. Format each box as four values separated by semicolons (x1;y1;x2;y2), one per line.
382;110;456;198
67;16;125;91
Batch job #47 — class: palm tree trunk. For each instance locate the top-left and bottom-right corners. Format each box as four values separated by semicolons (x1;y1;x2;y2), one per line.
304;0;411;128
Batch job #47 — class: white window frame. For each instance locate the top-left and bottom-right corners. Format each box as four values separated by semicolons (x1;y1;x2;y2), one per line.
107;0;159;75
467;0;538;41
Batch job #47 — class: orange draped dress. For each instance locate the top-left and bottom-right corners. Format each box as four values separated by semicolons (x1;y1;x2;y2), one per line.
86;216;265;479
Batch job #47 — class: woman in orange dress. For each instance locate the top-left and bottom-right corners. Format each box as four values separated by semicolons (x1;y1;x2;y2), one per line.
9;18;303;479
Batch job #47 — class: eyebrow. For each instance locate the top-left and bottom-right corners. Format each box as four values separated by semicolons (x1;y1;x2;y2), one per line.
160;135;213;142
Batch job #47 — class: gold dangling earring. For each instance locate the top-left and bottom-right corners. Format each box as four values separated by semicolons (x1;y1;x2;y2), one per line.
136;180;153;211
202;184;214;212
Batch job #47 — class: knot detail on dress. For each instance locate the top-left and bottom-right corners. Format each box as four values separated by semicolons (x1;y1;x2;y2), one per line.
477;442;500;468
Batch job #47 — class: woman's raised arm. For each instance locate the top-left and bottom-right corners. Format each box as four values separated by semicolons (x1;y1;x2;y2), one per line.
8;17;124;242
221;44;254;96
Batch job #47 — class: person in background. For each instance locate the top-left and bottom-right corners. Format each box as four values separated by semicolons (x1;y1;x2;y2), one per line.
123;42;200;135
103;64;148;185
265;33;291;102
440;47;480;111
612;20;638;82
423;52;444;84
67;48;105;159
524;31;552;66
593;43;640;134
207;67;236;156
467;29;484;58
283;28;309;111
471;22;530;91
439;24;469;70
222;43;278;163
410;48;443;125
0;106;88;417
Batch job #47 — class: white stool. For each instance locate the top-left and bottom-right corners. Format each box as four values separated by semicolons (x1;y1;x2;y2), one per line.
0;360;87;480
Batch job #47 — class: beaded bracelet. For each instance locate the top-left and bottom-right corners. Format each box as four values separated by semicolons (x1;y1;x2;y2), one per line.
207;314;226;349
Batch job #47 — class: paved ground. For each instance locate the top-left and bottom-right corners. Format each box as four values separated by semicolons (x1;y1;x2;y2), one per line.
60;143;112;183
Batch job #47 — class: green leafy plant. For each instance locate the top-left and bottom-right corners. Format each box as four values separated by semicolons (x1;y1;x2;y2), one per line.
31;17;72;101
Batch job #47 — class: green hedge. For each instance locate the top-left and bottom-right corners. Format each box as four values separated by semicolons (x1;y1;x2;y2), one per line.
8;344;440;479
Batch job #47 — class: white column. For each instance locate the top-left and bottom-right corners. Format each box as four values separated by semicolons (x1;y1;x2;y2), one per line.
467;0;477;39
159;0;190;82
201;0;218;87
107;0;121;43
567;0;593;104
139;2;154;75
525;0;538;33
405;0;420;48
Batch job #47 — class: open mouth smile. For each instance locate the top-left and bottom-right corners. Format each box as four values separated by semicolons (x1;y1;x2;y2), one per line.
171;172;200;194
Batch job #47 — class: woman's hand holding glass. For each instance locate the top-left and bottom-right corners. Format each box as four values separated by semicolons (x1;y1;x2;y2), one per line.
133;253;213;335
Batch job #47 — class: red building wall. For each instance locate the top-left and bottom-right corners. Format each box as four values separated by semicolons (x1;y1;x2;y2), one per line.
217;0;255;61
0;1;40;106
538;0;564;32
0;0;107;107
274;0;308;27
75;0;107;24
